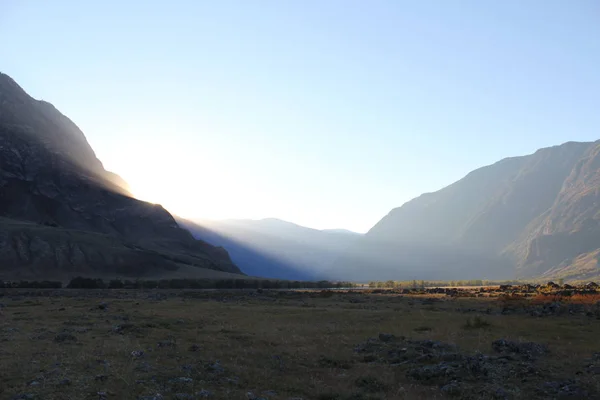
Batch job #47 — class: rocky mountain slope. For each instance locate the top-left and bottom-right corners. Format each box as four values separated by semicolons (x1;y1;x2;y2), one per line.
335;141;600;282
0;72;241;280
179;217;361;280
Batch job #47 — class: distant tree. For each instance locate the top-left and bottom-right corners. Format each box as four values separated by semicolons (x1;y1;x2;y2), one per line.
158;279;170;289
39;280;62;289
108;279;124;289
67;277;104;289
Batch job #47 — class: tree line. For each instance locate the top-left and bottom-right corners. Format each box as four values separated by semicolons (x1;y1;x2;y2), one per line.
65;277;358;290
0;280;63;288
367;279;523;289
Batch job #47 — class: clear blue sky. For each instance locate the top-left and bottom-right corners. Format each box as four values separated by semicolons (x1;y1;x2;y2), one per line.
1;1;599;232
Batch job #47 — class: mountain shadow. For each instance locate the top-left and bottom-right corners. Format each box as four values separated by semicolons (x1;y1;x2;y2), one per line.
0;72;241;280
178;217;361;280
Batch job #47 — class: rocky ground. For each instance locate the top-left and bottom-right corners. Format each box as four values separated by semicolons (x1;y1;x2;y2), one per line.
1;287;599;399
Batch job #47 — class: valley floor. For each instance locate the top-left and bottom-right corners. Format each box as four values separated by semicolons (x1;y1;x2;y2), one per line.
1;288;599;399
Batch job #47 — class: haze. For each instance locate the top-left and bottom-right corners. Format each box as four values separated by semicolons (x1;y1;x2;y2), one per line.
1;0;599;232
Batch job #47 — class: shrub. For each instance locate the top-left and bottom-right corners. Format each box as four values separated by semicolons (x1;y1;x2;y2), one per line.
463;316;492;330
108;279;124;289
67;277;105;289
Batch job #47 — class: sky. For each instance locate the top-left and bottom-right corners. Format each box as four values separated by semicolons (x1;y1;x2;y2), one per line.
1;1;599;233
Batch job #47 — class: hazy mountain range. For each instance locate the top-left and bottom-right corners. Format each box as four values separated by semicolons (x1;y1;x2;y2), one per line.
178;217;361;280
1;72;600;283
0;72;241;280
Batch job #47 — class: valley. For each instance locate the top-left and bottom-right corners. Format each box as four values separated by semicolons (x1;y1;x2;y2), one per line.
1;285;599;399
2;2;600;399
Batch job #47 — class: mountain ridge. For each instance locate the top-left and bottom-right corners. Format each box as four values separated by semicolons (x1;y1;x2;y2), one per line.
336;139;600;282
0;72;241;279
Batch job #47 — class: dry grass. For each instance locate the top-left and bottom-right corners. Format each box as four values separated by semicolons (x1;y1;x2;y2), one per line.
532;293;600;305
0;290;599;399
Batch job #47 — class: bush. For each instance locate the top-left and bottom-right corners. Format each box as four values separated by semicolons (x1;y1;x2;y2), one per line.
463;316;492;330
108;279;124;289
67;277;105;289
0;280;62;289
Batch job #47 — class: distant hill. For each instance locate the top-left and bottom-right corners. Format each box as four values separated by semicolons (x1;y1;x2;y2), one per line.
334;140;600;282
322;228;362;236
178;217;361;280
0;72;241;280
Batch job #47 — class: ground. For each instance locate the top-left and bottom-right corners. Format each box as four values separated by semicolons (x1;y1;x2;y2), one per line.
1;287;599;400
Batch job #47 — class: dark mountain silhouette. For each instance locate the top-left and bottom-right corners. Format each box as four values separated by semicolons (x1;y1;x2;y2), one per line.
178;217;361;280
334;141;600;282
0;72;241;280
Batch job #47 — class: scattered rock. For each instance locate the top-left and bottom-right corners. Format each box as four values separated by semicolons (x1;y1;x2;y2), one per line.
98;302;108;310
538;380;589;398
207;361;224;374
58;379;71;386
491;339;548;358
11;394;35;400
138;395;164;400
493;387;509;399
188;344;200;352
157;340;175;348
440;381;461;396
27;381;41;387
407;363;456;381
174;394;194;400
246;392;267;400
131;350;145;358
113;323;137;334
168;377;193;384
356;335;555;398
95;375;108;382
195;390;214;398
224;377;239;385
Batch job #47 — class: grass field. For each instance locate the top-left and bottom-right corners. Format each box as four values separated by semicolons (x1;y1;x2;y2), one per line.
1;288;599;399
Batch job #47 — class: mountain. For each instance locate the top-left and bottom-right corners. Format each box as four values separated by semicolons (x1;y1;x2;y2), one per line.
334;141;600;282
0;72;241;280
322;228;362;236
178;217;361;280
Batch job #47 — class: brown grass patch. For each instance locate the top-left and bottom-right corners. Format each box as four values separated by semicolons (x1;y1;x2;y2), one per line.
532;293;600;305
